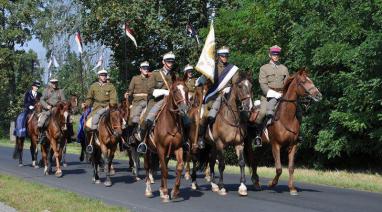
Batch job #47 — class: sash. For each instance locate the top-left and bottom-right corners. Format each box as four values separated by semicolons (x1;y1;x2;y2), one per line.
158;70;170;90
203;64;239;103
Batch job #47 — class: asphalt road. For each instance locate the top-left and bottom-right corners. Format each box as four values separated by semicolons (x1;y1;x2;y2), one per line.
0;146;381;212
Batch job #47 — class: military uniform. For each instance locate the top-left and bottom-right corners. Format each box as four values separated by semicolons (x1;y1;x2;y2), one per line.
127;74;151;125
84;81;117;130
38;84;66;128
184;64;196;100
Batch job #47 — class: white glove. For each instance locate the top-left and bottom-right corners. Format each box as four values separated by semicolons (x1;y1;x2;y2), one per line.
222;87;231;94
266;89;282;99
153;89;169;98
254;100;261;107
29;105;34;110
195;75;207;86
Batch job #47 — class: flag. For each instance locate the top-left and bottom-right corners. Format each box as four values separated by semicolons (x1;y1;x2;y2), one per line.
75;31;83;54
92;53;103;70
195;22;215;82
186;22;200;45
124;22;138;48
52;55;59;68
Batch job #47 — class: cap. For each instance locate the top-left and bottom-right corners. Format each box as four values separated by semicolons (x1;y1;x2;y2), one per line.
140;61;150;68
163;51;175;61
97;69;108;75
32;80;41;87
217;46;230;56
49;78;58;83
269;45;282;55
183;64;194;72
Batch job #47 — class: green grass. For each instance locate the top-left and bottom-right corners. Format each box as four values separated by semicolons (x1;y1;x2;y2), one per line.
1;139;381;193
0;173;128;212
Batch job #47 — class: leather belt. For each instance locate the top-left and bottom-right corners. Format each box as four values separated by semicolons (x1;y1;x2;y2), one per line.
133;93;148;97
269;87;284;93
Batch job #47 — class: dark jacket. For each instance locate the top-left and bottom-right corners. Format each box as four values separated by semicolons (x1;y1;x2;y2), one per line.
24;90;42;112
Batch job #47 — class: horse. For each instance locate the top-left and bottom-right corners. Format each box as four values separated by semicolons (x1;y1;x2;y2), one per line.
198;72;255;196
41;101;72;177
87;104;123;186
251;68;322;196
144;75;189;202
13;102;43;168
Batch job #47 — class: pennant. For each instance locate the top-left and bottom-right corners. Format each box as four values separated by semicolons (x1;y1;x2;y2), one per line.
47;58;52;70
186;22;200;45
75;31;83;53
52;55;59;68
124;22;138;48
195;23;215;82
92;53;103;70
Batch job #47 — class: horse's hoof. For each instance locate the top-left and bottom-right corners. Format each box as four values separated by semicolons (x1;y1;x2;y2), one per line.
110;169;116;176
238;183;248;196
161;195;170;203
104;181;112;187
55;171;63;178
184;173;191;181
18;163;24;167
145;191;153;198
63;163;68;168
205;176;211;182
34;165;39;169
191;182;198;190
268;180;277;188
254;183;262;191
135;177;141;181
95;180;101;184
290;189;298;196
218;188;227;196
211;182;219;192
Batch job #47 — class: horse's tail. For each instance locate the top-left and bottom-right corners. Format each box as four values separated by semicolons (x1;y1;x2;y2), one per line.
12;137;20;160
196;143;211;172
150;152;160;172
243;137;255;172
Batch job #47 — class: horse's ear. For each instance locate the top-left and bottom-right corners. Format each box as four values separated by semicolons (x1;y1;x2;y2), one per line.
182;72;188;81
171;72;177;82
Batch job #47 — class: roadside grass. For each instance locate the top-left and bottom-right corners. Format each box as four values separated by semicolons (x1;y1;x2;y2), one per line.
1;139;381;193
0;173;128;212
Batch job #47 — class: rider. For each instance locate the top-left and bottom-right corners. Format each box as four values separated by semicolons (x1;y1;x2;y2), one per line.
24;80;42;112
124;61;151;143
197;46;240;149
254;45;303;145
82;69;118;139
38;78;66;144
138;51;190;153
184;64;197;101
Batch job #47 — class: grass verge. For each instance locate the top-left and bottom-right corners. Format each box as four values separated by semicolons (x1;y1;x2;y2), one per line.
0;173;127;212
1;138;381;193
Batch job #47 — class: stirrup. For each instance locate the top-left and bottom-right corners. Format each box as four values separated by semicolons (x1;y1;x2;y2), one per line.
183;142;190;152
86;144;93;154
137;143;147;154
198;139;205;149
254;136;262;147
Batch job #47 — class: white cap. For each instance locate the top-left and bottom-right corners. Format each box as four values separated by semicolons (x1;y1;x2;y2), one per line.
163;51;175;61
50;78;58;82
217;46;230;55
97;69;108;75
183;64;194;72
140;61;150;67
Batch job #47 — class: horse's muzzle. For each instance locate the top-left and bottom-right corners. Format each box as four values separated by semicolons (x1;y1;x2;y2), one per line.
178;103;189;115
311;92;323;102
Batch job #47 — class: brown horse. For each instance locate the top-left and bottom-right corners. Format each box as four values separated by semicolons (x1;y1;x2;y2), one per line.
198;73;254;196
144;76;189;202
13;102;43;168
88;104;123;186
42;101;72;177
252;68;322;195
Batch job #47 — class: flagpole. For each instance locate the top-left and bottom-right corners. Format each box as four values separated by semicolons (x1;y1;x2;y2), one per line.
79;53;85;102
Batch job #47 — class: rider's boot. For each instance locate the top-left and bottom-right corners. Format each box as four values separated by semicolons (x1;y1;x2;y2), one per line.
137;120;153;154
38;127;46;145
197;116;214;149
182;116;191;152
254;114;273;147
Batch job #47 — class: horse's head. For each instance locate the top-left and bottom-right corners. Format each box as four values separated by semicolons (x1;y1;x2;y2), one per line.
293;68;322;102
170;74;189;116
55;101;71;129
34;102;43;113
233;72;254;112
70;95;79;114
107;104;123;137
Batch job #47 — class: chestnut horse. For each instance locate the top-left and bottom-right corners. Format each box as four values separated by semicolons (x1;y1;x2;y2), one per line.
42;101;72;177
13;102;43;168
144;76;189;202
252;68;322;195
198;73;254;196
88;104;123;186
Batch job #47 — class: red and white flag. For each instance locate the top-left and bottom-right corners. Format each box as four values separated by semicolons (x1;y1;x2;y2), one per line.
75;31;83;54
124;22;137;48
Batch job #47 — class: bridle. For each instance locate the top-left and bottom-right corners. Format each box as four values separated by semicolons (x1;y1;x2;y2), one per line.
105;109;123;137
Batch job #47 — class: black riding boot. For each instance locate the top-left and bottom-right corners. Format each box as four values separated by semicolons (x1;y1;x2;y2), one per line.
137;120;153;154
254;114;273;147
182;115;191;152
86;129;97;154
38;127;46;145
198;117;214;149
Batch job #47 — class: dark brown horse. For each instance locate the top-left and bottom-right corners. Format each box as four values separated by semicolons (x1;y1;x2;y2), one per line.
144;76;189;202
13;102;43;168
198;73;254;196
88;104;123;186
252;68;322;195
42;101;72;177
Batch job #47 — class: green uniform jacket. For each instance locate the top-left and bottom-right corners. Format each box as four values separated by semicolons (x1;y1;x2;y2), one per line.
185;77;196;94
127;74;151;102
85;82;117;112
40;87;66;110
259;61;289;96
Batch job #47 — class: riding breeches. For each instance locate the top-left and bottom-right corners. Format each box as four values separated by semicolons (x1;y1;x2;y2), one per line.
266;98;278;116
90;108;107;130
37;110;51;128
146;99;164;122
130;100;147;125
207;95;222;119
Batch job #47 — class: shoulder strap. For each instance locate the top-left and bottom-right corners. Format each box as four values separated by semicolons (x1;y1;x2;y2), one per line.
158;70;170;90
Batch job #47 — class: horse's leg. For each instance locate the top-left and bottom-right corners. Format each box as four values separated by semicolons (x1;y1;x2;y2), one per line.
191;153;199;190
51;139;62;177
104;145;116;187
62;143;67;167
79;138;85;162
269;143;282;187
217;148;227;196
288;144;298;195
131;146;141;181
144;152;153;197
41;144;48;175
31;135;39;168
236;144;247;196
158;146;169;202
92;147;101;184
204;163;211;182
209;147;219;192
171;147;184;200
18;138;24;166
184;151;191;181
244;139;261;190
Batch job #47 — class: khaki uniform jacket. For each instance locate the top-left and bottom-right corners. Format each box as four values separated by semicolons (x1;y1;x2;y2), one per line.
127;74;151;102
259;61;289;96
186;77;196;93
148;67;174;98
85;82;117;112
40;87;66;110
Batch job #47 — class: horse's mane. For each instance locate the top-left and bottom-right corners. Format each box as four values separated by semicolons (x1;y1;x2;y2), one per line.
283;68;308;91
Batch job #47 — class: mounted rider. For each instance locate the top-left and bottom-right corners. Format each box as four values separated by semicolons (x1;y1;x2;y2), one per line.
254;45;303;145
38;78;66;144
138;51;190;153
24;80;42;113
124;61;152;143
197;46;240;149
82;69;118;138
183;64;197;101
